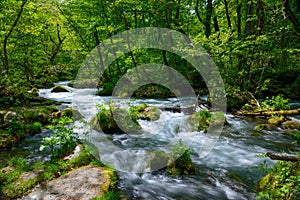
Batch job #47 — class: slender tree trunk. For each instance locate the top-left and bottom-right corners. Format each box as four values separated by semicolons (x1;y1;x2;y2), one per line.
256;0;264;35
236;0;242;36
204;0;213;38
94;27;106;79
3;0;28;75
49;24;65;65
245;0;254;36
224;0;232;29
195;0;203;23
283;0;300;34
213;16;220;38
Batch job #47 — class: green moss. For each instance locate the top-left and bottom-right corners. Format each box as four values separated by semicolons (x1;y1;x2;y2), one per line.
267;115;284;125
92;191;120;200
25;122;42;135
255;124;277;131
51;85;71;93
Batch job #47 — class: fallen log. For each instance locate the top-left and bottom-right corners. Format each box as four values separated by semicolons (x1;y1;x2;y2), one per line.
266;152;300;162
237;108;300;116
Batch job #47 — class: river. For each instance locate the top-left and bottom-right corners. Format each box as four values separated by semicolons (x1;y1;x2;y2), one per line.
1;81;299;200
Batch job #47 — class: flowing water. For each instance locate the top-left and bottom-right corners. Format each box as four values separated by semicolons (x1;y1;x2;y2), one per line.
1;81;299;200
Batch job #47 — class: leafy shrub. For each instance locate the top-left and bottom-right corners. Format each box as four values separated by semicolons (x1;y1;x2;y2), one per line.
40;117;78;158
257;160;300;200
261;95;290;111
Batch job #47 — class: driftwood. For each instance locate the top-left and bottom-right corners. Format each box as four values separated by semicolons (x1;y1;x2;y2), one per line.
266;152;300;162
237;108;300;116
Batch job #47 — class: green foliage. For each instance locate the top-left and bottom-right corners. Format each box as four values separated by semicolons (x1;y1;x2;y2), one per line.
92;191;120;200
257;160;300;200
40;117;78;158
261;95;290;111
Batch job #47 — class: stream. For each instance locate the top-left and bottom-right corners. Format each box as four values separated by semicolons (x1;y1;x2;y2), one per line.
1;81;300;200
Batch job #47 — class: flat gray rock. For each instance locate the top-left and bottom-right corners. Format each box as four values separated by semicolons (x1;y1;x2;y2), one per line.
21;166;108;200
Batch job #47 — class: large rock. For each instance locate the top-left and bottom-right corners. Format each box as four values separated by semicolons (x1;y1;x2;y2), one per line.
21;166;115;200
129;104;160;121
90;106;141;134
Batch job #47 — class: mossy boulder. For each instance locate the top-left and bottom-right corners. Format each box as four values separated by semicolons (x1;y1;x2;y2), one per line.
283;120;300;130
188;110;227;132
166;150;197;176
129;104;160;121
91;105;141;134
148;141;197;175
255;123;278;131
51;85;71;93
54;108;84;121
149;150;169;171
267;115;285;125
25;122;43;135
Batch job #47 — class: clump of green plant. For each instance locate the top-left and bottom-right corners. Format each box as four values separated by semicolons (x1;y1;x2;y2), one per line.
91;103;141;134
40;117;79;158
166;140;197;175
261;95;290;111
256;160;300;200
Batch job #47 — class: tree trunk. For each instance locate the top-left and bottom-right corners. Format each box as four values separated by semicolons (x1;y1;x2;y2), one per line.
267;152;300;162
49;24;65;65
256;0;264;35
3;0;28;75
245;0;255;36
283;0;300;34
94;27;106;79
237;108;300;116
204;0;213;39
224;0;232;29
236;0;242;36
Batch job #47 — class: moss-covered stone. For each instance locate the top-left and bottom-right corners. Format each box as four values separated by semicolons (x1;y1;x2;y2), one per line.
255;123;278;131
51;85;71;93
187;110;226;132
25;122;42;135
91;105;141;134
149;141;197;176
283;120;300;130
129;104;160;121
54;108;84;121
149;150;169;171
267;115;285;125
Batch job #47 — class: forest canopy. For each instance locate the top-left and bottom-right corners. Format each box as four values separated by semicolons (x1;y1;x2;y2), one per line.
0;0;299;109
